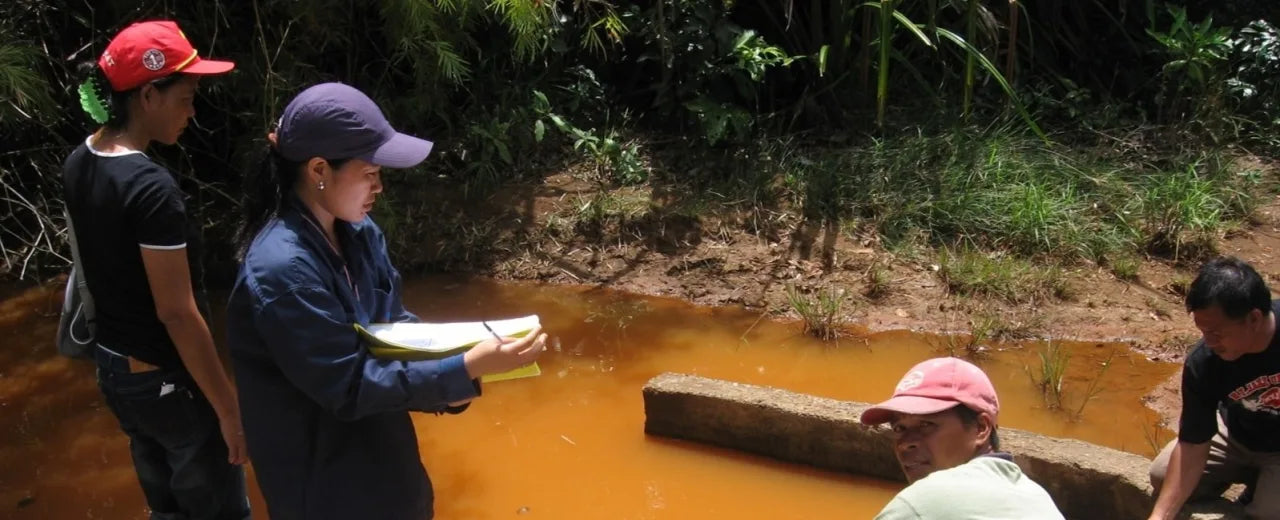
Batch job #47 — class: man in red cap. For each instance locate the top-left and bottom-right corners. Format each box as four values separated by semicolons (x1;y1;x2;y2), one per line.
63;20;247;520
861;357;1063;519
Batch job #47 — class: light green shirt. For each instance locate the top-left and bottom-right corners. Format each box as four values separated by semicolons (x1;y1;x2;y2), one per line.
874;455;1065;520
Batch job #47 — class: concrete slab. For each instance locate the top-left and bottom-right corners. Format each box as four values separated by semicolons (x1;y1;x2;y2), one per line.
642;372;1246;520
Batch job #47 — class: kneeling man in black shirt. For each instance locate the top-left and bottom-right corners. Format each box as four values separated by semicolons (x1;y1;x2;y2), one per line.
1149;256;1280;520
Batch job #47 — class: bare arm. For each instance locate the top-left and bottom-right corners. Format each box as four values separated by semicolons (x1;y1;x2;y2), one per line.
1148;440;1211;520
140;246;246;464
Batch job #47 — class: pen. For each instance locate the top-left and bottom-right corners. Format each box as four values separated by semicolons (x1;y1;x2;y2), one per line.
481;321;504;343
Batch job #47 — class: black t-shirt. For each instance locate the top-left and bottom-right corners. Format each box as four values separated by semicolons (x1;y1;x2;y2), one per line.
62;137;188;368
1179;300;1280;452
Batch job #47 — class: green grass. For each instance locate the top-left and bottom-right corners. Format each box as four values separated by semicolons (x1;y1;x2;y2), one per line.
966;312;999;349
784;283;846;340
1023;341;1116;419
759;129;1262;266
944;316;993;358
863;263;892;300
572;190;652;228
1169;274;1193;297
938;248;1070;303
1028;341;1071;410
1109;254;1141;281
1132;163;1227;259
0;41;55;122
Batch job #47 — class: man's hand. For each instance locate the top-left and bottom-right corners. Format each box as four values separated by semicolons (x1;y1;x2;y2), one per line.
1148;440;1212;520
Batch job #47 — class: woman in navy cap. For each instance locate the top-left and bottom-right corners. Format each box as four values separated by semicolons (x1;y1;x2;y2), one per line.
64;20;249;520
227;82;546;520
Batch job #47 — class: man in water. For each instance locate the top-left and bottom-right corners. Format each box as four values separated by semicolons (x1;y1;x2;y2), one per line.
861;357;1064;519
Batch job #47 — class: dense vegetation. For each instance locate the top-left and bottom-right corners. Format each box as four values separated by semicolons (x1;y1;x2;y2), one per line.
1;0;1276;286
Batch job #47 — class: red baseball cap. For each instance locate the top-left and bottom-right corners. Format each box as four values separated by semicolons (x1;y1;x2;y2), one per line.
98;20;234;92
860;357;1000;425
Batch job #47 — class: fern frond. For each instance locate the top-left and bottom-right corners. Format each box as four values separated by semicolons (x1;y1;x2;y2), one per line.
581;6;627;56
428;40;472;82
488;0;555;60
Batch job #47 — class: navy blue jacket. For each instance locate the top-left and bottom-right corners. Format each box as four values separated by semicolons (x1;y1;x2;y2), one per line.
226;198;478;520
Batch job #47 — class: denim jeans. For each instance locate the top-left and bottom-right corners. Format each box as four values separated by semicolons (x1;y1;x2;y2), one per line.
95;345;250;520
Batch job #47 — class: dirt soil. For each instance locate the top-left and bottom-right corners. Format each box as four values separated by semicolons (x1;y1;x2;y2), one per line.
455;163;1280;430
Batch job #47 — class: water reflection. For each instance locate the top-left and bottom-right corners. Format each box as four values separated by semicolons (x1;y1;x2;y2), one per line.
0;277;1176;519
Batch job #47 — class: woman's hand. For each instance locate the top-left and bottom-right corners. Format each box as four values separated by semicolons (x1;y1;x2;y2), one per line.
218;413;249;465
462;326;547;379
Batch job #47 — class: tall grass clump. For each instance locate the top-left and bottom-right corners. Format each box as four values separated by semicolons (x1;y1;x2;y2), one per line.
1132;163;1225;258
1025;342;1116;419
938;248;1069;303
1129;159;1260;260
784;284;846;340
0;39;53;123
1109;254;1142;281
864;262;893;300
933;318;992;359
1169;274;1193;297
1028;341;1070;410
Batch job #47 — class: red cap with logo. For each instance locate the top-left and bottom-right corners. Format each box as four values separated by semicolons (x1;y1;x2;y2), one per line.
860;357;1000;425
97;20;234;92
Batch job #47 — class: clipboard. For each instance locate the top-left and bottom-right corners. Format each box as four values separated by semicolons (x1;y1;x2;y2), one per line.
354;315;542;383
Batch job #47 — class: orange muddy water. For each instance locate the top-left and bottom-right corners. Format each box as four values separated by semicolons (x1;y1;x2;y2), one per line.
0;276;1176;519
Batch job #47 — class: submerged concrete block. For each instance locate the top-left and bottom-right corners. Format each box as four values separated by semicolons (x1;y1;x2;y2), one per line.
642;372;901;481
642;372;1245;520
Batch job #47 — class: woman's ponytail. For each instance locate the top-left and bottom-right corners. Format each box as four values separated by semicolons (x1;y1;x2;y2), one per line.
235;144;299;261
76;61;182;130
75;62;115;126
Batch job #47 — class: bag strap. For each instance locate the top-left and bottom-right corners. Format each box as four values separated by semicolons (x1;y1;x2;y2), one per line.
63;207;95;322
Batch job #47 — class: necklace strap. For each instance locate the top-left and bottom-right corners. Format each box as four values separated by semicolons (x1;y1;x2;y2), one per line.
299;215;359;302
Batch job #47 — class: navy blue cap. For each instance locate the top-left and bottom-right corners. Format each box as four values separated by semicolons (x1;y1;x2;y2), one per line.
276;82;433;168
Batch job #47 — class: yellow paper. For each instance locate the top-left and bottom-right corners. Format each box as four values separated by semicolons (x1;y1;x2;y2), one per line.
481;362;541;383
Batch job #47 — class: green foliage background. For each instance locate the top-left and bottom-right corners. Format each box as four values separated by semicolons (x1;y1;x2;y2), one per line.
0;0;1276;283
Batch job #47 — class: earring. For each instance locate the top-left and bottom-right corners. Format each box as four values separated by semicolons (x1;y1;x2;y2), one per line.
318;181;326;191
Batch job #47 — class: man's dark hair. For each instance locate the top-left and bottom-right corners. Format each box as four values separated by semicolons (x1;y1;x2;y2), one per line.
955;405;1000;451
1185;257;1272;320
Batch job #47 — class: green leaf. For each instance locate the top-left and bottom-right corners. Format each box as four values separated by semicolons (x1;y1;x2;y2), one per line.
858;2;934;48
532;90;549;113
495;141;513;165
816;44;830;77
892;10;934;48
548;114;571;132
534;119;546;142
935;27;1048;142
